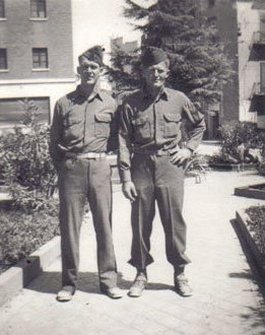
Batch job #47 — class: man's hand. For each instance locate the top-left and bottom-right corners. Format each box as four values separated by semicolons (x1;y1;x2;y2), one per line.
122;181;138;202
169;148;192;165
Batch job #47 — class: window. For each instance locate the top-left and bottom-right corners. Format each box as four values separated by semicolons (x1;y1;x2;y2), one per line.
0;97;50;127
0;49;7;70
30;0;46;18
0;0;5;18
208;0;215;7
32;48;48;69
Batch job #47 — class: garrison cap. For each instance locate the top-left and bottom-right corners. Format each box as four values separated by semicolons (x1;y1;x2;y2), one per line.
78;45;105;66
140;47;169;67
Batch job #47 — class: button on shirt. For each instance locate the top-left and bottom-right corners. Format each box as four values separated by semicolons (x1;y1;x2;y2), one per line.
119;87;206;182
50;85;118;166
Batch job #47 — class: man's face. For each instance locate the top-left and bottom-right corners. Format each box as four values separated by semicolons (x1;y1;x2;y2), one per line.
142;60;169;89
77;58;102;86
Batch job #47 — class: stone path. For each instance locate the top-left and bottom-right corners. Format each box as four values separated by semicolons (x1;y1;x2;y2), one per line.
1;170;265;335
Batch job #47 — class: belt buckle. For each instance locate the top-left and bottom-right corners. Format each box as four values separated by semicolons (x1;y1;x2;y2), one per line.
97;153;105;159
91;152;106;160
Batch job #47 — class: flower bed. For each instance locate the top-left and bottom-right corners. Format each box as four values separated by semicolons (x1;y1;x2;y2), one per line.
0;201;59;274
234;183;265;200
245;206;265;257
0;100;60;275
206;122;265;173
235;207;265;280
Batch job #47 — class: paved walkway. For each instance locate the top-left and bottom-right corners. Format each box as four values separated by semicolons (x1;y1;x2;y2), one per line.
1;170;265;335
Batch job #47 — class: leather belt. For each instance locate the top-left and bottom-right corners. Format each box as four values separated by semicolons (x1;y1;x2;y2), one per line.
133;148;171;156
65;152;107;159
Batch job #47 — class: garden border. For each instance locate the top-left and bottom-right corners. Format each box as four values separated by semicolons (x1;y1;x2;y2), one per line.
235;209;265;279
0;236;60;307
209;163;256;172
234;183;265;200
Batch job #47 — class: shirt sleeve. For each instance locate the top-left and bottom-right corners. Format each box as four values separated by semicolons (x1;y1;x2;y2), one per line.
181;98;206;152
107;100;119;153
49;101;64;170
118;102;134;183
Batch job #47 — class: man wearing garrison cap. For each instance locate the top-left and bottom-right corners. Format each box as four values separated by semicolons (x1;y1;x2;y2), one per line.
119;46;206;297
50;45;122;301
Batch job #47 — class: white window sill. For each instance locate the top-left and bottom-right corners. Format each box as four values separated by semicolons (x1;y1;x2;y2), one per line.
0;69;9;72
32;68;50;72
29;18;48;21
0;18;7;21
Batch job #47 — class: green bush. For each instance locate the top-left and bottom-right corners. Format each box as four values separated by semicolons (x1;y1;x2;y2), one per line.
0;204;59;264
245;206;265;256
0;99;60;270
184;153;209;180
209;122;264;164
256;161;265;176
0;99;57;211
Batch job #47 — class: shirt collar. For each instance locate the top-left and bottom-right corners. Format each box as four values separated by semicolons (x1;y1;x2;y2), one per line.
142;85;169;102
76;84;103;102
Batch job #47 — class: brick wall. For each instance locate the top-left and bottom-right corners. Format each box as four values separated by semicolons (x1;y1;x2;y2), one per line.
0;0;74;80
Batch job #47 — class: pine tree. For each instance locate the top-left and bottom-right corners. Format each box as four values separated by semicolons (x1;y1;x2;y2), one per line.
108;43;140;93
109;0;232;108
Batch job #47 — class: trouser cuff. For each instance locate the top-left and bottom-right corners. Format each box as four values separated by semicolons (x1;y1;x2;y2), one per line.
128;257;154;269
99;270;118;290
174;265;186;276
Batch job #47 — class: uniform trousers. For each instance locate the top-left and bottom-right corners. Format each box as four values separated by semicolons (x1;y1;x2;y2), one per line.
57;157;117;290
129;153;191;271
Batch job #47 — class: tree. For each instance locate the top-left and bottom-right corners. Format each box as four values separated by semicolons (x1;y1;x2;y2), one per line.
109;0;232;108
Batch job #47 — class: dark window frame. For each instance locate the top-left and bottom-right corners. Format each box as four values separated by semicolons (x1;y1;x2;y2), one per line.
30;0;47;18
0;0;5;18
0;49;7;69
0;97;50;126
32;48;48;69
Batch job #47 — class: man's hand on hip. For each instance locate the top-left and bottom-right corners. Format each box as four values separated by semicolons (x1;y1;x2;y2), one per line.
122;181;138;202
169;148;192;165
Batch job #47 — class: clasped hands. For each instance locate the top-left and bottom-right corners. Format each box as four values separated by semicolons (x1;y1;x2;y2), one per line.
122;148;192;202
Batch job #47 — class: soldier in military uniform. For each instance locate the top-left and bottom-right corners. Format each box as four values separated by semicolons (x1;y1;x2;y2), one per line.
50;46;122;301
119;47;206;298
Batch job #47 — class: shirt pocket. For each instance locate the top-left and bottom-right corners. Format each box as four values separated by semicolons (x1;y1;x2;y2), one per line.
132;116;151;141
94;112;112;138
63;112;83;127
163;113;181;138
62;111;84;143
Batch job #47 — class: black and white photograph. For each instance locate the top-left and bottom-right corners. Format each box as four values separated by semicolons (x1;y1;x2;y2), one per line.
1;0;265;334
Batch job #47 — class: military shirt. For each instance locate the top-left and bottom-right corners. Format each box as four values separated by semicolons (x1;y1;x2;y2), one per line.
49;85;118;166
119;87;206;182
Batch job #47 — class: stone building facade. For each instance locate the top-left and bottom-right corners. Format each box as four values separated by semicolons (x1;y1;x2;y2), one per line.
0;0;75;128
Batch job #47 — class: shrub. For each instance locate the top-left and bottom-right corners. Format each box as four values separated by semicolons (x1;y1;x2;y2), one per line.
0;99;57;211
209;122;264;164
0;204;59;265
185;153;209;181
0;99;60;270
256;161;265;176
245;205;265;256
